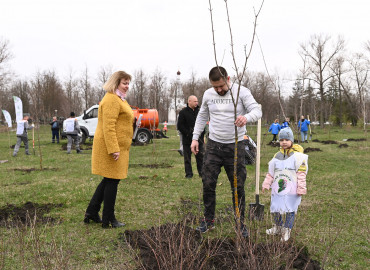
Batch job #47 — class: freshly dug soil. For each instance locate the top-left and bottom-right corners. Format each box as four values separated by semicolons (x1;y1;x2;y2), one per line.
129;163;173;169
132;141;146;146
11;167;58;173
320;140;338;144
120;222;322;270
304;148;322;153
0;201;63;227
61;144;92;150
267;141;280;147
338;144;349;148
346;138;366;142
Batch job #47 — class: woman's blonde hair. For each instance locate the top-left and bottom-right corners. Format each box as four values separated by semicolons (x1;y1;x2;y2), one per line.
103;71;132;93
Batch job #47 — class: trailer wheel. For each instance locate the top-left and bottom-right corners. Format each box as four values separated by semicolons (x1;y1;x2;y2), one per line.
136;129;151;144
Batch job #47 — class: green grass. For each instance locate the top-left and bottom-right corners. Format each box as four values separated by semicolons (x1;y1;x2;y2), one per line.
0;124;369;269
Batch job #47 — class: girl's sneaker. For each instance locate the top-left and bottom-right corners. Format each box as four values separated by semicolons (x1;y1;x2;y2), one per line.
280;227;291;242
266;225;281;235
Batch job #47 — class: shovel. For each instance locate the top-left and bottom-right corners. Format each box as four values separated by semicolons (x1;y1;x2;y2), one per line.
249;106;264;220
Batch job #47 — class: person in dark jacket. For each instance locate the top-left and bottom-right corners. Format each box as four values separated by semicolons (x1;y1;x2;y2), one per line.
49;116;60;143
177;95;204;178
268;119;281;142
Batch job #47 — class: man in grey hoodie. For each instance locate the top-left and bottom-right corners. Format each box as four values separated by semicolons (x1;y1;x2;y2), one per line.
64;112;82;154
191;66;262;237
13;113;34;157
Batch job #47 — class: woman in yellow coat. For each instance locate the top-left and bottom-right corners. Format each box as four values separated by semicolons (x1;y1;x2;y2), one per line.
84;71;134;228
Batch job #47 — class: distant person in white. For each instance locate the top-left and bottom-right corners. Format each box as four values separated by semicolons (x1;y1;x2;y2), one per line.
191;66;262;237
13;114;34;157
64;112;82;154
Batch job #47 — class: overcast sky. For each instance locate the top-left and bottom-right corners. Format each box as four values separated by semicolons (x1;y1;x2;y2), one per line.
1;0;369;93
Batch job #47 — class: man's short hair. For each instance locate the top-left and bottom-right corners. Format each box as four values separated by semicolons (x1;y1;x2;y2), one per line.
209;66;228;82
70;112;75;117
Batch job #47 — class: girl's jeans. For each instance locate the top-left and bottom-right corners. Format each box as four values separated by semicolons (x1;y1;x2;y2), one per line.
273;212;295;229
301;131;308;142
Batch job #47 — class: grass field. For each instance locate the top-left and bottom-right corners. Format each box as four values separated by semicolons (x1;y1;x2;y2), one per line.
0;124;369;269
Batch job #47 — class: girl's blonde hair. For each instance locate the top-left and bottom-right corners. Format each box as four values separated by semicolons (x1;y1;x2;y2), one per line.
103;71;132;93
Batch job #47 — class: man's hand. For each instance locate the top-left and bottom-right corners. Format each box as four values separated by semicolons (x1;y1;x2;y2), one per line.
234;115;247;127
191;140;199;155
112;152;120;161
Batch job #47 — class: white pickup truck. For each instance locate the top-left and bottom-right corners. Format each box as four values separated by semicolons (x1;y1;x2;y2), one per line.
62;105;155;144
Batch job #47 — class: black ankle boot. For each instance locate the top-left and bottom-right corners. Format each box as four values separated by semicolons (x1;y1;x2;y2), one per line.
102;219;125;228
83;213;102;224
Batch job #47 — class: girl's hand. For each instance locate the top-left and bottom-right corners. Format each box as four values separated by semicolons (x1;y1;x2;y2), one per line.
262;187;267;193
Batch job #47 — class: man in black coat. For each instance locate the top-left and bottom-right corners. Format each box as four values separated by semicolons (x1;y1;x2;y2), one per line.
177;95;204;178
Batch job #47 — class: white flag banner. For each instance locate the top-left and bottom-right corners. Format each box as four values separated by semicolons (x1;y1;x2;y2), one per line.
2;110;12;127
13;96;23;122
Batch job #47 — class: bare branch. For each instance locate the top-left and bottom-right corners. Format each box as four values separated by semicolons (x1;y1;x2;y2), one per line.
208;0;220;67
255;33;287;119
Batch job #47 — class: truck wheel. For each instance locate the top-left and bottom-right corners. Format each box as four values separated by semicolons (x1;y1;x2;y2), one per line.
136;129;151;144
81;132;87;144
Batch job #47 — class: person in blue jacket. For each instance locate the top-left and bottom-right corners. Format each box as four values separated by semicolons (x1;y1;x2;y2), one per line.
268;119;281;142
297;115;310;143
281;117;290;129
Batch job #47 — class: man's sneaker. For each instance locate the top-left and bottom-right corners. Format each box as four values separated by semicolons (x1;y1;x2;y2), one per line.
196;219;215;233
280;227;291;242
266;225;282;235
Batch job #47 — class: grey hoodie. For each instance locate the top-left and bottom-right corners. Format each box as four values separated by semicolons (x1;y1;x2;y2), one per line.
192;83;262;144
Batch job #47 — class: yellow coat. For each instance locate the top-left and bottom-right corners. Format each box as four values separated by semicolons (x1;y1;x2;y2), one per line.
92;92;134;179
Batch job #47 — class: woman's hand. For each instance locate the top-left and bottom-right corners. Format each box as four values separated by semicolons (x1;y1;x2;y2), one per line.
112;152;120;161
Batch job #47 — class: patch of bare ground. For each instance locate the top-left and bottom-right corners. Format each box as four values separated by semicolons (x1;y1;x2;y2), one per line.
320;140;338;144
130;163;173;169
346;138;366;142
267;141;280;147
338;143;349;148
10;167;59;173
3;181;31;186
0;202;63;227
60;144;92;150
304;148;322;153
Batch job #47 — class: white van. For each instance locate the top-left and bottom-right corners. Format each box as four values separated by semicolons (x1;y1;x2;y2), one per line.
62;105;99;144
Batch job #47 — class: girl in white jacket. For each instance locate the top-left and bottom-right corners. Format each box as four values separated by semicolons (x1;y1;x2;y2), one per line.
262;127;308;241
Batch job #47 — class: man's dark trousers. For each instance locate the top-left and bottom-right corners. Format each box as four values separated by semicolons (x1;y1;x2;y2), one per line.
52;129;59;143
183;142;204;177
202;139;246;221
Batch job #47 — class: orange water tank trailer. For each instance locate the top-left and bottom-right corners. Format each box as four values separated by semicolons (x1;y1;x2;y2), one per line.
131;106;159;130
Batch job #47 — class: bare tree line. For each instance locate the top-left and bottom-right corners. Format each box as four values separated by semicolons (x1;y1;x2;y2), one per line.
0;35;369;125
